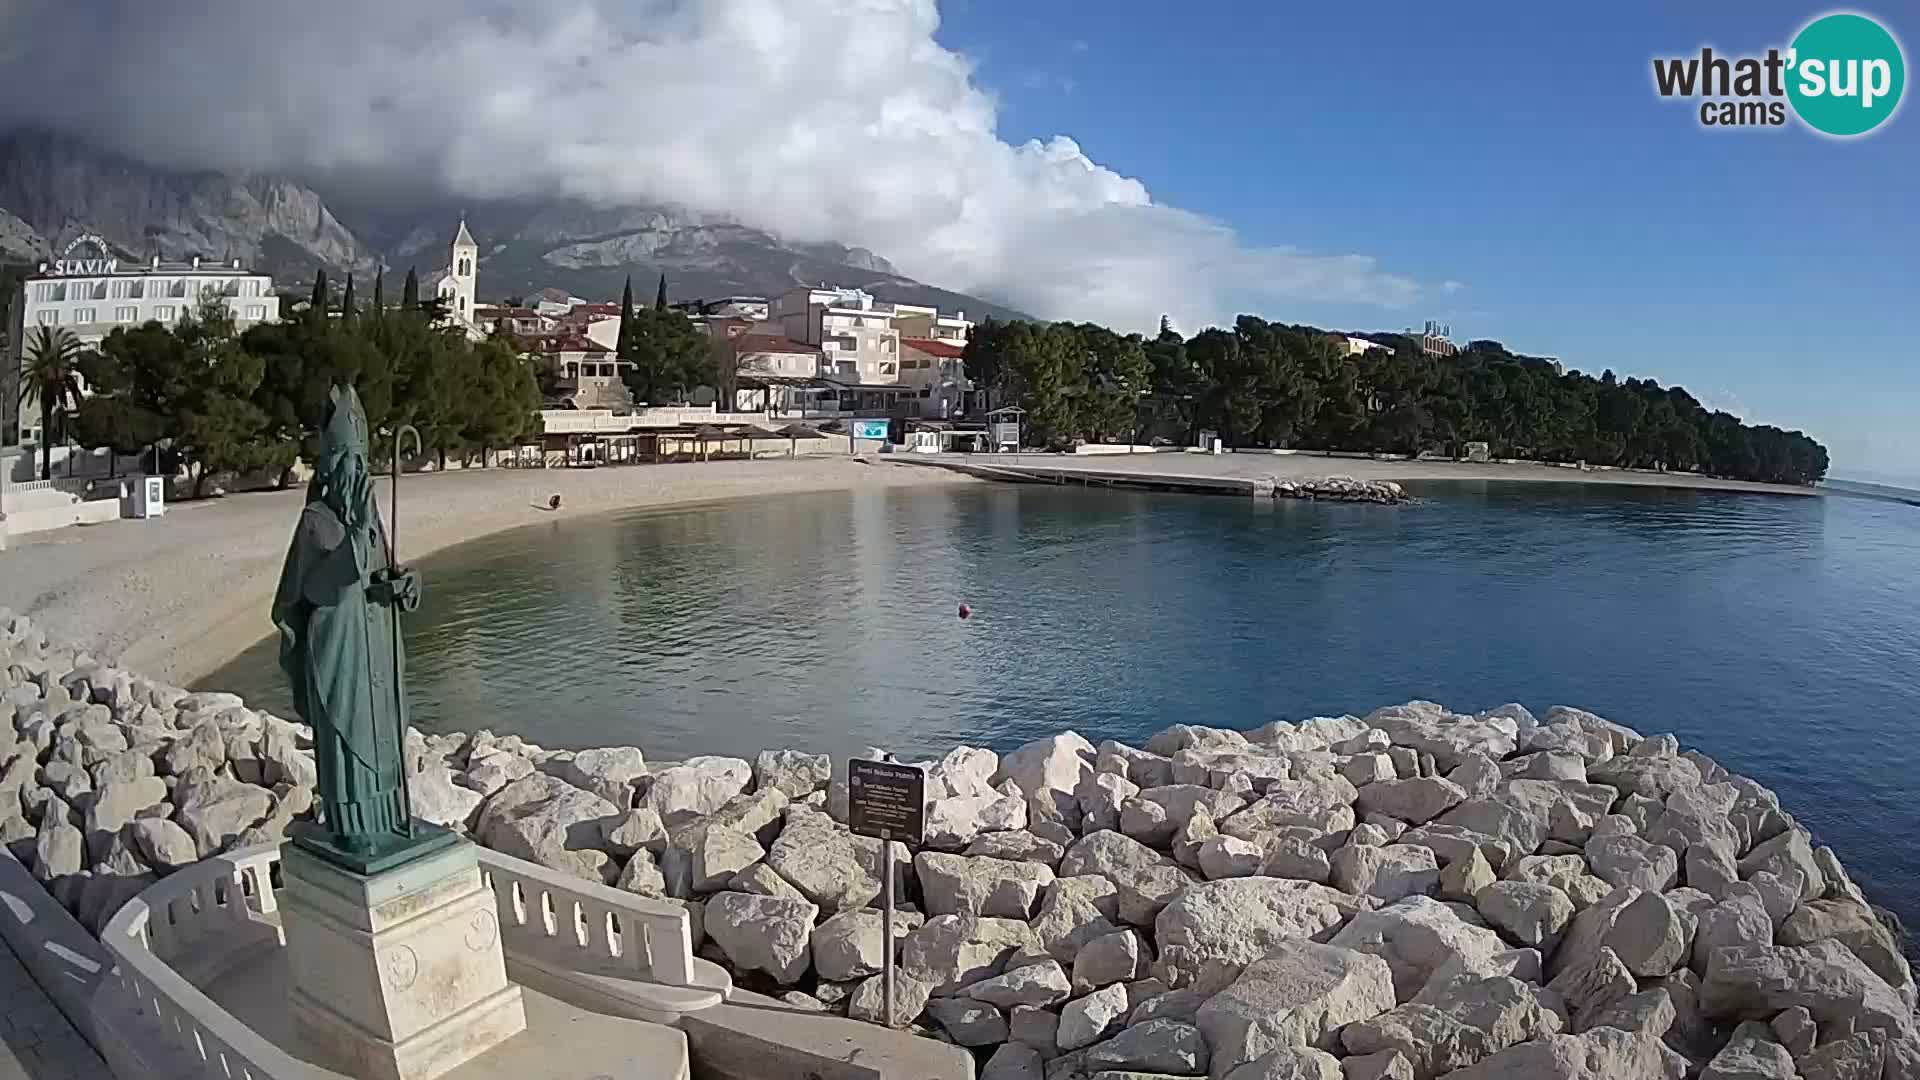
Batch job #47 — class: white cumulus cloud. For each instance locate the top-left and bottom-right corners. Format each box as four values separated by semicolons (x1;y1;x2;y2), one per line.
0;0;1425;329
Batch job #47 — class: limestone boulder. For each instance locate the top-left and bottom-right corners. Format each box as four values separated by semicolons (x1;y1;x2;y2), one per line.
1060;830;1195;926
1331;844;1439;903
1098;740;1175;789
128;817;197;872
1475;881;1574;950
925;785;1029;849
752;748;831;798
463;749;533;796
557;746;647;807
1194;941;1396;1074
966;958;1073;1009
1072;929;1148;992
1777;899;1911;998
1586;834;1680;893
1124;784;1246;846
1366;706;1518;771
601;808;669;858
1326;896;1508;1003
1355;778;1467;826
1056;982;1130;1051
1260;837;1332;885
1796;1031;1886;1080
1700;938;1910;1034
1339;974;1563;1080
846;969;935;1027
1602;890;1692;978
1435;799;1549;863
643;756;751;821
1437;1028;1686;1080
1154;877;1367;993
927;997;1009;1046
1077;771;1139;835
1082;1018;1209;1075
1146;725;1250;758
409;763;484;832
479;779;618;883
679;827;764;893
994;732;1095;825
175;784;275;858
981;1042;1043;1080
1010;886;1113;983
1690;892;1774;975
1698;1020;1795;1080
1198;835;1265;881
705;891;817;984
809;907;922;982
902;914;1040;994
916;851;1055;919
31;817;82;881
1589;754;1700;802
764;807;894;914
1736;830;1825;904
85;777;167;839
1221;777;1358;839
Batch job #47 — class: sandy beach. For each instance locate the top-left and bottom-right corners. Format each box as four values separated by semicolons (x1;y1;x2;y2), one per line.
0;450;1820;688
0;457;975;687
937;450;1826;497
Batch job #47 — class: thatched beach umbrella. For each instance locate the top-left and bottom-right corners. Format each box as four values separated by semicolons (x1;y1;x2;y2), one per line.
692;424;727;461
775;423;828;457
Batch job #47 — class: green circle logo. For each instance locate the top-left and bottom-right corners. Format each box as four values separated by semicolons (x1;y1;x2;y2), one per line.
1788;13;1905;136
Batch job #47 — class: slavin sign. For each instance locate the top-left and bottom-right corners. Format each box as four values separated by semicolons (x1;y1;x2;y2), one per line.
50;234;117;276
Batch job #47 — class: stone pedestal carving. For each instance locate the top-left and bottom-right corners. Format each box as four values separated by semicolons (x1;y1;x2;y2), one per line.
281;839;526;1080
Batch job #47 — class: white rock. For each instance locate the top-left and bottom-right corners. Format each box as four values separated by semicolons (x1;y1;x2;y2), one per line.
705;891;817;984
1602;890;1691;978
1575;988;1675;1038
811;906;921;981
966;958;1073;1009
1699;1020;1795;1080
1072;930;1146;992
1146;724;1250;758
479;779;618;883
601;807;669;857
1340;974;1565;1079
1195;941;1396;1074
1778;898;1911;999
1438;848;1497;903
1585;834;1680;893
763;807;892;914
1737;830;1825;904
1435;798;1549;862
1097;740;1175;788
175;784;274;858
1056;982;1129;1051
1437;1027;1686;1080
902;914;1040;994
1199;835;1266;880
1700;939;1909;1034
915;852;1054;919
409;763;484;831
1083;1018;1209;1075
1154;877;1367;993
926;997;1009;1046
1029;874;1122;964
1060;830;1194;926
1339;1049;1414;1080
980;1042;1044;1080
558;746;647;807
128;817;197;871
1327;896;1508;1003
1795;1030;1884;1080
1354;777;1467;826
1222;777;1358;838
994;732;1095;825
1691;892;1774;974
1475;881;1574;950
1768;1004;1816;1057
846;968;934;1027
1331;844;1440;903
752;748;831;798
1261;836;1333;884
1076;770;1138;835
643;756;751;821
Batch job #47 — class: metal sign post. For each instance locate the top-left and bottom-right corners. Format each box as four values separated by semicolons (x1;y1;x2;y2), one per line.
846;758;926;1028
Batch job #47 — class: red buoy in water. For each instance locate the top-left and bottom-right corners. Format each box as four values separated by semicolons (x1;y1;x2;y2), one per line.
958;602;972;620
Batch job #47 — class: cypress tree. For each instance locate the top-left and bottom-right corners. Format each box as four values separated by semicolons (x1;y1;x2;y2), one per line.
309;269;330;323
617;275;635;357
340;273;356;325
654;272;668;309
371;269;385;323
402;267;420;311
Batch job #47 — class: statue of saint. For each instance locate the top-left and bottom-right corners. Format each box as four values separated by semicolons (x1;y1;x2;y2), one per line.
271;385;426;862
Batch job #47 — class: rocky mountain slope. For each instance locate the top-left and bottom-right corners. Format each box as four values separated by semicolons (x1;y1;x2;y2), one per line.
0;130;1021;319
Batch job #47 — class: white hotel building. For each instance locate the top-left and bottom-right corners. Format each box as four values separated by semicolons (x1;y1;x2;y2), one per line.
4;238;279;447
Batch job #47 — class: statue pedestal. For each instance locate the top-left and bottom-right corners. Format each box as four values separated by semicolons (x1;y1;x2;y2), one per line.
280;836;527;1080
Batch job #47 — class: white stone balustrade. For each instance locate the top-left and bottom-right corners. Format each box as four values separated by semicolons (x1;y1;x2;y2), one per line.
479;853;696;988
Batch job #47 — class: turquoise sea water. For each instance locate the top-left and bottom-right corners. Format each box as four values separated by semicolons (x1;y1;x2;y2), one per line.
207;481;1920;929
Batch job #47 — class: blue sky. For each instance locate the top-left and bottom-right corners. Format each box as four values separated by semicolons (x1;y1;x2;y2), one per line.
938;2;1918;483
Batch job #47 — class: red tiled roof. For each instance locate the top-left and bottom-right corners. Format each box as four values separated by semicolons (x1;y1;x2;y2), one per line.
515;331;609;355
901;337;965;359
734;334;820;355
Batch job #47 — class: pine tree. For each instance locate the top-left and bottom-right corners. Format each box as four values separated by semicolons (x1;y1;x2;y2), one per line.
340;273;356;325
654;272;668;309
309;270;330;324
617;275;636;357
371;270;385;324
402;267;420;311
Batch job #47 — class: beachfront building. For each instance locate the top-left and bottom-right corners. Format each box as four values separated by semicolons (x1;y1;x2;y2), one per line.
900;337;975;419
1332;334;1385;357
892;303;973;346
4;235;278;448
474;304;554;335
523;330;635;411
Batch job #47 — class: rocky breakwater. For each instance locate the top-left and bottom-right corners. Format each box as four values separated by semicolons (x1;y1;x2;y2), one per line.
3;606;1918;1080
1270;476;1409;504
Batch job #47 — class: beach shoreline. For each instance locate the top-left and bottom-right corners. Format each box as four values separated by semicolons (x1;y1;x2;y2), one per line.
0;452;1824;689
0;457;977;688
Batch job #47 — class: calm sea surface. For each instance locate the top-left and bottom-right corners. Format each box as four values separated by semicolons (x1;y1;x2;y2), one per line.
206;481;1920;928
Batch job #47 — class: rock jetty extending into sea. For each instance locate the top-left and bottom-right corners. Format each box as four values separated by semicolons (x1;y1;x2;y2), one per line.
3;605;1915;1080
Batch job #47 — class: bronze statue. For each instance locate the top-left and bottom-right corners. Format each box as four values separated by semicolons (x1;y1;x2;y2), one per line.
271;385;441;870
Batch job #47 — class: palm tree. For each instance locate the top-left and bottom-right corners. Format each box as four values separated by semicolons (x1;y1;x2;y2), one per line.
19;325;85;480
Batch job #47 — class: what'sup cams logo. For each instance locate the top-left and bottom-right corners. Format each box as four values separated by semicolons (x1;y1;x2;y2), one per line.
1653;12;1905;136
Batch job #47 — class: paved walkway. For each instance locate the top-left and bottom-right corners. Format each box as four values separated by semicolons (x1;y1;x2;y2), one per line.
0;935;106;1080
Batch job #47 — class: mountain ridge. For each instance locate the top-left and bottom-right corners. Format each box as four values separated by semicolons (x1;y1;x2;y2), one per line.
0;130;1024;320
